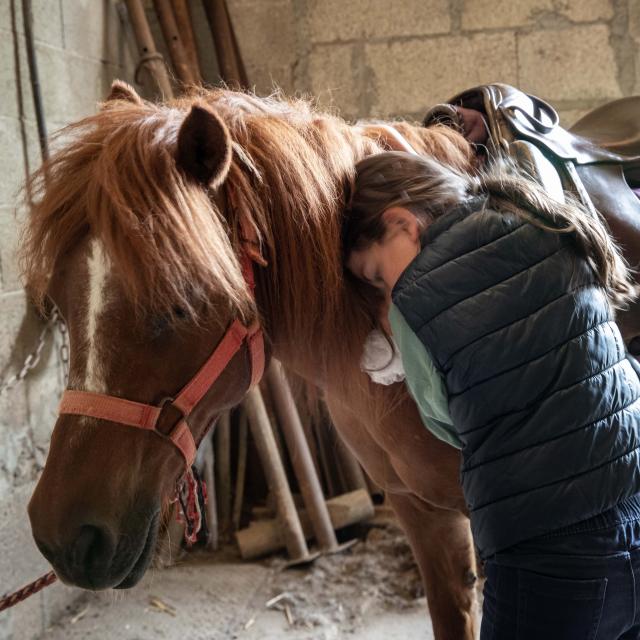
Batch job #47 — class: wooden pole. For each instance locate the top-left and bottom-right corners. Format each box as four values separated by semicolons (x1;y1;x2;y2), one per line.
266;361;339;552
231;405;249;531
201;0;247;87
170;0;202;81
236;490;374;560
201;431;219;550
244;386;310;561
215;411;232;539
314;415;339;497
226;0;248;86
153;0;198;86
124;0;174;98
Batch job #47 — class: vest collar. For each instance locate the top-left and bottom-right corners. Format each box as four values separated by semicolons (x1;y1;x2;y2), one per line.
422;195;489;248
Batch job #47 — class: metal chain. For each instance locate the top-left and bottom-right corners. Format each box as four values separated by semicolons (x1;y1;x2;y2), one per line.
0;308;61;397
57;313;69;382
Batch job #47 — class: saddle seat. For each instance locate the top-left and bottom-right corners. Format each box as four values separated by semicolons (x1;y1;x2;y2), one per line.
571;96;640;160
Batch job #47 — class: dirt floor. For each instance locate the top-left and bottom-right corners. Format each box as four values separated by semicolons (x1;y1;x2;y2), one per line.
38;524;438;639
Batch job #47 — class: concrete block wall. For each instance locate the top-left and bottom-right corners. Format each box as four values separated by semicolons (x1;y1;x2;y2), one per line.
0;2;141;638
225;0;638;126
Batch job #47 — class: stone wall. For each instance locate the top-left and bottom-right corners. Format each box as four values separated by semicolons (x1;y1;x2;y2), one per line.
0;1;636;638
225;0;638;127
0;2;140;638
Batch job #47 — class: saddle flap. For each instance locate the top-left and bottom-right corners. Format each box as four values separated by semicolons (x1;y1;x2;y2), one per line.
449;83;640;167
508;140;565;204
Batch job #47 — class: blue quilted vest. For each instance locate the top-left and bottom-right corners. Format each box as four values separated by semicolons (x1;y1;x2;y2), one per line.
392;197;640;558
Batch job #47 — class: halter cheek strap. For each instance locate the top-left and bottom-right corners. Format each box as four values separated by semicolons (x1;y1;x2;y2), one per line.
58;254;265;468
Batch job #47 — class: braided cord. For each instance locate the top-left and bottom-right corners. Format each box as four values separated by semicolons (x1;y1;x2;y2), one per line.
0;571;57;613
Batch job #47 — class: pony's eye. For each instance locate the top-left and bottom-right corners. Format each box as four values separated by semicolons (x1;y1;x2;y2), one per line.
150;306;187;338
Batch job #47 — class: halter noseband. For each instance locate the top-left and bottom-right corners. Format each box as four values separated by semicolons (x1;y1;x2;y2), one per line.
57;252;265;468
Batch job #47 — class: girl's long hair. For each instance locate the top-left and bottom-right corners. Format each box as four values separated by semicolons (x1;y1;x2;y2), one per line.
343;151;637;311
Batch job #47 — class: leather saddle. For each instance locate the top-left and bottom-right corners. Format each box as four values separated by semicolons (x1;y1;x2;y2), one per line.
423;83;640;261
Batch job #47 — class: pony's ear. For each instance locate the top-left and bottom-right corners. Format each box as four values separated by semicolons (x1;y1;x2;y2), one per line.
105;80;143;105
175;103;232;188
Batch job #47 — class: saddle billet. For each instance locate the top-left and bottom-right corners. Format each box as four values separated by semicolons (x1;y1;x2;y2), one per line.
423;83;640;261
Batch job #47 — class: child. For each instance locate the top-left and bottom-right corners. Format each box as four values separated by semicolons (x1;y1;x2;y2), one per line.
343;151;640;639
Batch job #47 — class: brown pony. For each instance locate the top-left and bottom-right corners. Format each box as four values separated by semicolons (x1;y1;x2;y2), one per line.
22;82;480;639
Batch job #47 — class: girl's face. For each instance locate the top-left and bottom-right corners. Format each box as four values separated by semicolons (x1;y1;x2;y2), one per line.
347;206;421;301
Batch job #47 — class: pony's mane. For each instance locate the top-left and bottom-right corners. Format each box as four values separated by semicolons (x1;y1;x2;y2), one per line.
20;87;473;400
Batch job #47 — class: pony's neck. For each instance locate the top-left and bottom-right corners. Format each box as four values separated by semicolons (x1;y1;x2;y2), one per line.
246;124;377;382
228;111;473;382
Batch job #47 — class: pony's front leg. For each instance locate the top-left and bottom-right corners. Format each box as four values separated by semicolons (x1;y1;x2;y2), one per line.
325;395;478;639
387;492;479;640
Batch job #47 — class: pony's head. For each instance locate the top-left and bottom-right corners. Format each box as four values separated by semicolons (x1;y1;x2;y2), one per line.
21;82;264;590
20;81;473;590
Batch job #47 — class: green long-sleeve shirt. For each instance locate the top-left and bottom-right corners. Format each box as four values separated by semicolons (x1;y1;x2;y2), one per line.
388;303;462;449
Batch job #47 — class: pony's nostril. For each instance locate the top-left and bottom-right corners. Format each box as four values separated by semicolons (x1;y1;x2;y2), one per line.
33;536;56;564
71;525;113;574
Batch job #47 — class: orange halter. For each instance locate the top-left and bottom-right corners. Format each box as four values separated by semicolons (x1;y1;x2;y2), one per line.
58;252;265;468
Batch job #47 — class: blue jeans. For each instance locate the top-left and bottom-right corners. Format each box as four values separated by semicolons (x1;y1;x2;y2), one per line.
480;494;640;639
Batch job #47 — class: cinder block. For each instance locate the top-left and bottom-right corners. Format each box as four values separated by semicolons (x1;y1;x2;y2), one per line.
0;206;23;292
632;0;640;42
462;0;553;30
309;0;450;43
245;63;295;95
0;28;19;120
0;290;31;424
60;0;123;65
35;47;123;123
365;32;518;117
0;117;39;209
518;25;621;103
0;397;29;496
26;339;64;462
0;0;64;49
308;43;362;120
461;0;612;30
631;0;640;94
228;0;297;70
0;293;59;520
0;412;32;497
559;0;613;22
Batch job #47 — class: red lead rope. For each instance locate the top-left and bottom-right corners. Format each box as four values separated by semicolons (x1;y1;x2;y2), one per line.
0;571;57;613
0;470;208;612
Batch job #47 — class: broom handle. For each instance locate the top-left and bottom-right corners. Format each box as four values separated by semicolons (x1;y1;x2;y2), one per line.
202;0;247;87
170;0;202;81
124;0;174;98
153;0;198;86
